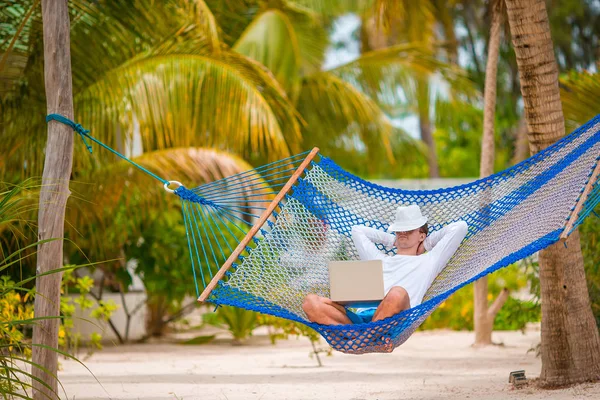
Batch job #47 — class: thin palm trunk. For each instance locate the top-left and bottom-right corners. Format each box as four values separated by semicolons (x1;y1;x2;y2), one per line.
32;0;75;397
505;0;600;386
473;0;508;347
417;79;439;178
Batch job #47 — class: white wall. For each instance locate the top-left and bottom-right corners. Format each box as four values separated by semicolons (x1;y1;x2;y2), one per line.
69;291;147;343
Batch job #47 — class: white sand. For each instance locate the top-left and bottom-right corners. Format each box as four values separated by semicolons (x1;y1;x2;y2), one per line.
59;326;600;400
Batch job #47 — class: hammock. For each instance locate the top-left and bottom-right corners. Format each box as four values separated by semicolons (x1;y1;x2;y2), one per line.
174;115;600;354
48;114;600;354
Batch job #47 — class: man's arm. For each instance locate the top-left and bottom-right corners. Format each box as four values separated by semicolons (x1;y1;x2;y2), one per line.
351;225;395;260
423;221;468;275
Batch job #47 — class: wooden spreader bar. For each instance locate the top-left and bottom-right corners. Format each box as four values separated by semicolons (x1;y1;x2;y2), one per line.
560;156;600;240
198;147;320;302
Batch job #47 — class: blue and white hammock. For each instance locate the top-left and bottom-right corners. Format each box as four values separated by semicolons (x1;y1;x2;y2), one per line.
49;114;600;354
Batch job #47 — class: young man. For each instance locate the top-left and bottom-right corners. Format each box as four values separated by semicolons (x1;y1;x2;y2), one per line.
302;205;468;325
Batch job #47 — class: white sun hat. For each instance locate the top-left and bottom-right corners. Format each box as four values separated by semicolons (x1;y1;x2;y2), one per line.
387;205;428;232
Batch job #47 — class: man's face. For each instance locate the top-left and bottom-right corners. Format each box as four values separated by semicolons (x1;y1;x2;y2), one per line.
394;228;425;249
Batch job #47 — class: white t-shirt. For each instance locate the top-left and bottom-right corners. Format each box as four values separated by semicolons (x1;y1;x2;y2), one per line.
350;221;468;309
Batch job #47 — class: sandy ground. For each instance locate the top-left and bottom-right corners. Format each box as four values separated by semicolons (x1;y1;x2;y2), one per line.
58;326;600;400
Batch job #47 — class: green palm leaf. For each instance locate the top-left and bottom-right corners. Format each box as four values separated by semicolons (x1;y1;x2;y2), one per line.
560;71;600;132
71;52;302;168
0;0;38;100
0;179;40;261
371;0;435;40
0;0;224;96
233;4;335;99
69;0;223;89
299;72;417;168
234;10;302;96
282;6;329;76
0;1;38;55
326;44;475;115
187;0;223;53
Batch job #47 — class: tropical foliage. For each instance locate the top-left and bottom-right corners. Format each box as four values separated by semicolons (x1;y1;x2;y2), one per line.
580;216;600;329
0;0;449;182
59;269;118;355
0;181;104;399
1;275;46;398
560;71;600;132
202;305;261;345
420;263;541;332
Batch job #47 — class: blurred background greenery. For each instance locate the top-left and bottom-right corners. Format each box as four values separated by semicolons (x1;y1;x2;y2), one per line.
1;0;599;357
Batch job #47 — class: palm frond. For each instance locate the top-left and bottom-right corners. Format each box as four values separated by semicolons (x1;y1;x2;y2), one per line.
69;0;222;89
0;0;39;99
0;178;40;245
202;0;261;46
79;53;300;161
299;71;422;169
233;10;302;97
189;0;223;53
371;0;405;32
326;43;476;116
123;0;224;59
281;4;329;77
32;52;299;177
371;0;436;42
4;52;303;180
560;71;600;132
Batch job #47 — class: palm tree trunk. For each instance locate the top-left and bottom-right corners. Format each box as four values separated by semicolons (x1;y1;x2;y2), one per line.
479;0;503;179
473;0;508;347
505;0;600;386
32;0;75;398
417;79;439;178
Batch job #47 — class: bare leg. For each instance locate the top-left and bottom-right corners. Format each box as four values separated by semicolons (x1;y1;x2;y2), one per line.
302;294;352;325
372;286;410;322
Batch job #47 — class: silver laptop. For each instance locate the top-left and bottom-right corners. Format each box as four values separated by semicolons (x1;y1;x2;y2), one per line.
328;260;385;305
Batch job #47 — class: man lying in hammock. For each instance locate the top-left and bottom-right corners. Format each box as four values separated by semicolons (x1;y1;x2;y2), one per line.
302;205;468;325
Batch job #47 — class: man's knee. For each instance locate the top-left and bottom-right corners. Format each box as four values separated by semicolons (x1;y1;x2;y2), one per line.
302;293;321;315
385;287;410;308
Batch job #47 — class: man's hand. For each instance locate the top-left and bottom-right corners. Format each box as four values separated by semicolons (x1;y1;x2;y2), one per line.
416;241;426;255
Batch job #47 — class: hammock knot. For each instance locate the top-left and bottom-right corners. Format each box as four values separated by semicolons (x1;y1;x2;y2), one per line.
73;123;89;136
46;114;93;153
174;186;212;205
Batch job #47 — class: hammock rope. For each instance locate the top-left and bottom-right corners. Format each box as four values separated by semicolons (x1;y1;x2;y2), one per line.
46;113;170;186
48;113;600;354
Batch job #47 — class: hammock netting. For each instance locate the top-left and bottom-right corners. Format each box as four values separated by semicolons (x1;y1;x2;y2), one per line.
174;115;600;354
